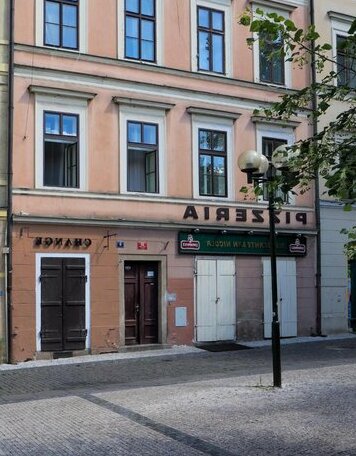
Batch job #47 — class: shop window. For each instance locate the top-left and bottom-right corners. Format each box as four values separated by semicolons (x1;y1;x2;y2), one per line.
125;0;156;62
43;111;79;188
199;128;227;197
197;6;225;74
44;0;79;49
127;121;159;193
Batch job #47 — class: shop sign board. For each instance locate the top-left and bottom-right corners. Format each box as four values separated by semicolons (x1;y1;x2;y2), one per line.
178;232;307;256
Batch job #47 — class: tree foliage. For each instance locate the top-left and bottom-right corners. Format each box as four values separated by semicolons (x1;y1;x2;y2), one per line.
239;8;356;209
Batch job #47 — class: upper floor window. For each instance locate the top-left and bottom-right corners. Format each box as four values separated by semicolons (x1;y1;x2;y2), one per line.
125;0;156;62
44;111;79;188
197;6;225;74
199;128;227;197
127;121;159;193
259;32;285;85
44;0;79;50
336;35;356;89
262;136;288;202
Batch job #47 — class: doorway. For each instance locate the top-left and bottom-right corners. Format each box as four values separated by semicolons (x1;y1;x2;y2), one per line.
195;258;236;342
124;261;159;345
263;258;297;338
40;257;87;352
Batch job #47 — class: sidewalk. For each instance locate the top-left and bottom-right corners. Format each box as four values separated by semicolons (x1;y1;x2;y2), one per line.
1;332;355;372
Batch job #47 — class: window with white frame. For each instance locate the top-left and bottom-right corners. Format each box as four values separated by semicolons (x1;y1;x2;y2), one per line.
329;12;356;89
191;0;232;76
118;0;163;64
191;115;234;200
255;122;295;204
251;2;293;87
34;93;88;190
119;105;166;195
36;0;87;52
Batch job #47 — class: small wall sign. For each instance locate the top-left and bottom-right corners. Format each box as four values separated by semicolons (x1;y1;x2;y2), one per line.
116;241;125;248
137;242;148;250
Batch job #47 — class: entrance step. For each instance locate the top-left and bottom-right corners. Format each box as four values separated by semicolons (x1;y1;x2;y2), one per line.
118;344;172;353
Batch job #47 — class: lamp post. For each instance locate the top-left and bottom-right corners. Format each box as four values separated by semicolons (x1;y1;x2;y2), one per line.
238;146;289;388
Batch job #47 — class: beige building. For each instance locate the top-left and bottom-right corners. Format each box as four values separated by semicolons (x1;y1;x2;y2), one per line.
0;0;10;363
10;0;316;362
313;0;356;334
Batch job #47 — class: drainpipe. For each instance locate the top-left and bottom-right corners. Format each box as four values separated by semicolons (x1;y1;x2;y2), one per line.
6;0;14;362
310;0;322;336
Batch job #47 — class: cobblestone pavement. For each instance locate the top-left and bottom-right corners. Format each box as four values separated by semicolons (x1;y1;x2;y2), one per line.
0;337;355;455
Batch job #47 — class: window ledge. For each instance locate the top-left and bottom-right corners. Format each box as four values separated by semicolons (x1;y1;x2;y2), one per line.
187;107;241;121
251;115;301;129
113;96;175;111
28;85;96;100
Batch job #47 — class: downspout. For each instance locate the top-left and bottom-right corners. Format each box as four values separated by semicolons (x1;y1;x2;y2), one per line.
6;0;14;362
310;0;322;335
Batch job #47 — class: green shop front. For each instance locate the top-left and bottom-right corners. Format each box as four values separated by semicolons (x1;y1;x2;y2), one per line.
177;231;314;342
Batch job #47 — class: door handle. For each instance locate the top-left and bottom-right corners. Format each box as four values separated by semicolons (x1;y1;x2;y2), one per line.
135;305;140;313
215;297;220;304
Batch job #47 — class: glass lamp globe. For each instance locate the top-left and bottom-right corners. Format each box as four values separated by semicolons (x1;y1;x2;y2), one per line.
252;154;269;176
237;149;263;173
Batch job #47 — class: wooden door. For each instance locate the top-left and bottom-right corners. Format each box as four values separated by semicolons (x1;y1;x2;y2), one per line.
124;262;159;345
196;259;236;342
40;257;86;352
263;258;297;338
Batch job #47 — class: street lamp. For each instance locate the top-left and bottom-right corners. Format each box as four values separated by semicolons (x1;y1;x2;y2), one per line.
238;145;290;388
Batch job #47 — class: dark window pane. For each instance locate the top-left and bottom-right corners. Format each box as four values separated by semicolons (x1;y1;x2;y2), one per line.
128;148;146;192
212;11;223;31
272;58;284;84
212;132;225;151
126;17;139;38
62;4;77;27
198;31;210;70
213;156;225;176
62;26;77;48
214;175;226;196
126;0;139;13
143;124;157;144
45;113;60;134
199;155;212;195
126;37;139;58
44;140;78;188
198;8;209;28
45;1;60;24
212;34;223;73
63;115;77;136
141;19;154;40
45;23;60;46
128;122;141;142
142;40;154;60
141;0;154;17
199;130;210;149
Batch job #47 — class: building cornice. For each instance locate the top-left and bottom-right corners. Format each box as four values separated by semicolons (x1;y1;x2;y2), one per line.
187;107;241;121
112;96;174;111
251;115;301;128
250;0;298;13
328;11;356;24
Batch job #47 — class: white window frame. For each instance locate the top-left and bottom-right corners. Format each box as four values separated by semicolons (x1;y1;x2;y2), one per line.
256;123;295;205
35;94;88;191
35;253;91;352
192;114;234;201
251;3;292;88
190;0;232;77
35;0;88;53
117;0;164;65
330;15;353;87
119;105;167;196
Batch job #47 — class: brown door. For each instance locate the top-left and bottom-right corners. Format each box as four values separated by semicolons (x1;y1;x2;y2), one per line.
40;257;87;352
124;261;159;345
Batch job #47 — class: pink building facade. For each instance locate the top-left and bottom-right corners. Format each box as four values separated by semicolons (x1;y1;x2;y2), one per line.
11;0;316;362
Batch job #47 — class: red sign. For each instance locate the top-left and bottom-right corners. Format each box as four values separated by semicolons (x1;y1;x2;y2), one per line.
137;242;148;250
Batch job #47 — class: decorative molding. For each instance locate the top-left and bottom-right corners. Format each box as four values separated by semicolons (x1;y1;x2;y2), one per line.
250;0;298;13
112;96;174;110
187;107;241;121
328;11;355;24
28;85;96;100
251;115;301;128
